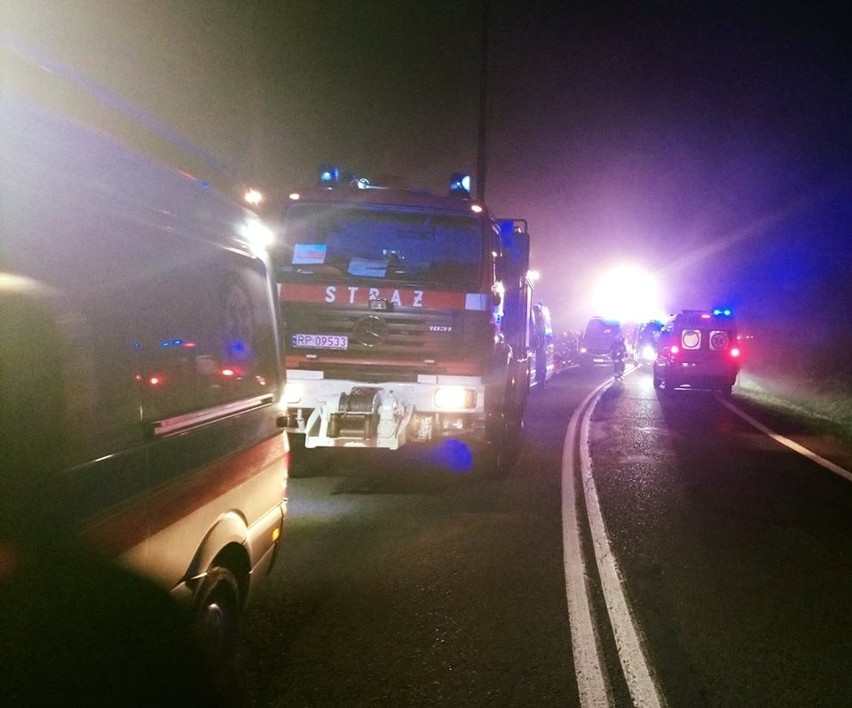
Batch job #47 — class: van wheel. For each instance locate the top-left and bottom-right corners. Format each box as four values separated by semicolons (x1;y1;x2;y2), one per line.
652;371;662;389
193;566;241;669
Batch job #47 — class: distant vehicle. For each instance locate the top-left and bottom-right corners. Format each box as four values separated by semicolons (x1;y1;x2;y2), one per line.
634;320;664;364
530;302;556;388
2;93;288;661
579;317;622;365
653;309;741;394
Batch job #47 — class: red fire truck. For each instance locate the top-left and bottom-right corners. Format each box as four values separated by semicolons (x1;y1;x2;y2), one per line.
273;169;533;476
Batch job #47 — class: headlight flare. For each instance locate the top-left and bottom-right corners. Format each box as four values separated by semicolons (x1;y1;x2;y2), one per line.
239;217;274;256
434;386;476;410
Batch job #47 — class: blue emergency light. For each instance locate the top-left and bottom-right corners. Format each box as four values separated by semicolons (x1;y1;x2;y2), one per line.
318;165;370;189
449;172;471;198
712;307;733;317
318;165;339;186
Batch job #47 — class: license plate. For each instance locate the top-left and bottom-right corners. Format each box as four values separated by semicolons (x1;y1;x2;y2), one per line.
291;333;349;350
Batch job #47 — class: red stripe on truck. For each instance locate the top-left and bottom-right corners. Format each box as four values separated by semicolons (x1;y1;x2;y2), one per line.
280;283;467;310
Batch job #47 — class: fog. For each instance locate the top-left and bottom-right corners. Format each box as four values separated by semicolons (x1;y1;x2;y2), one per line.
4;0;850;381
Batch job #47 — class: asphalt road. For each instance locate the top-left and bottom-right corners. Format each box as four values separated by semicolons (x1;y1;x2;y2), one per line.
238;365;852;707
589;367;852;707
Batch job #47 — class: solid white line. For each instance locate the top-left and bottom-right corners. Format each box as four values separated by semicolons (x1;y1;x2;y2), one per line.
717;397;852;483
580;382;663;708
562;387;610;707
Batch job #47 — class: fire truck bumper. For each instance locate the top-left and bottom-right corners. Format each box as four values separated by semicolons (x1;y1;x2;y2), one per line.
282;374;487;449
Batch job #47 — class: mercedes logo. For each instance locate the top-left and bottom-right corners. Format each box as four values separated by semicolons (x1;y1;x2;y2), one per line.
352;315;390;347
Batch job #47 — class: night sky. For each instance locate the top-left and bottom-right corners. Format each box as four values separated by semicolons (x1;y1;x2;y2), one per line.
5;1;851;337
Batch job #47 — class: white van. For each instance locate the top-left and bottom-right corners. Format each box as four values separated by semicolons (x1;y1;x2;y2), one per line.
1;93;288;661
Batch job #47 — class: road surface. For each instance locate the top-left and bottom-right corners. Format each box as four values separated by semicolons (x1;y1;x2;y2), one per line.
239;365;852;707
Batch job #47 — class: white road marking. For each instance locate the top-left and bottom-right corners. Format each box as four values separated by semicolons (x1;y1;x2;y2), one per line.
562;387;609;707
717;397;852;483
562;371;852;706
562;370;663;707
579;392;662;708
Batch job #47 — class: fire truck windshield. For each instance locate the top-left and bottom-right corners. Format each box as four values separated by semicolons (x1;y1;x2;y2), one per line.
276;204;484;288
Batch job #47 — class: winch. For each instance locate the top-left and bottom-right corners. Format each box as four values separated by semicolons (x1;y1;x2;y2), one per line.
303;386;413;449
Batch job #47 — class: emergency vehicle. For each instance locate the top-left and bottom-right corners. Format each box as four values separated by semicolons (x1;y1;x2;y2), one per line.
2;86;287;664
634;319;664;364
530;302;556;387
273;168;533;476
579;316;623;365
653;309;741;393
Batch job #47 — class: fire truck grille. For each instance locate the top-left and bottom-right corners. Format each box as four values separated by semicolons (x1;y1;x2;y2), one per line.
283;305;490;361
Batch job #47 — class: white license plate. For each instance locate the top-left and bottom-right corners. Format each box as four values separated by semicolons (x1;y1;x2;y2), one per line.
291;333;349;350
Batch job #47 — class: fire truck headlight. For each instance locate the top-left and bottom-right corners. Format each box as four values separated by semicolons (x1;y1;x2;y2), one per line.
641;345;656;362
283;382;303;405
434;386;476;410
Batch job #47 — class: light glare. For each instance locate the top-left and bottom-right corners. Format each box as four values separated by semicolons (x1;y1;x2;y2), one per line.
590;264;663;322
239;217;274;255
434;386;475;409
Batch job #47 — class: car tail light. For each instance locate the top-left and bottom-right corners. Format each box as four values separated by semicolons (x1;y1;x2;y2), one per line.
729;347;741;358
670;345;680;355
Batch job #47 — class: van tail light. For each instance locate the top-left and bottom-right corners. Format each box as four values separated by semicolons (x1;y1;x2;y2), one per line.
729;347;741;358
670;345;680;355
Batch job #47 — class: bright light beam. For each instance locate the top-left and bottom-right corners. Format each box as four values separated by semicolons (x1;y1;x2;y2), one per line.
590;265;663;322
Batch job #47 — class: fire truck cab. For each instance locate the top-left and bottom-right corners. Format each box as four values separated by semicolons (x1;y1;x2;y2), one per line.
273;169;532;476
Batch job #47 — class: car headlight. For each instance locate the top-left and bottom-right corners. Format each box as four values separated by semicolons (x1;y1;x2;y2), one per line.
434;386;476;410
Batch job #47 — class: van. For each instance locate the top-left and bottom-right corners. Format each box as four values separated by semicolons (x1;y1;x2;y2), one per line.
1;94;288;658
653;309;741;394
579;316;622;365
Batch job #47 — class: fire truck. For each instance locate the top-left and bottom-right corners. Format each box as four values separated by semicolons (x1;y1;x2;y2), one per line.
272;169;533;476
